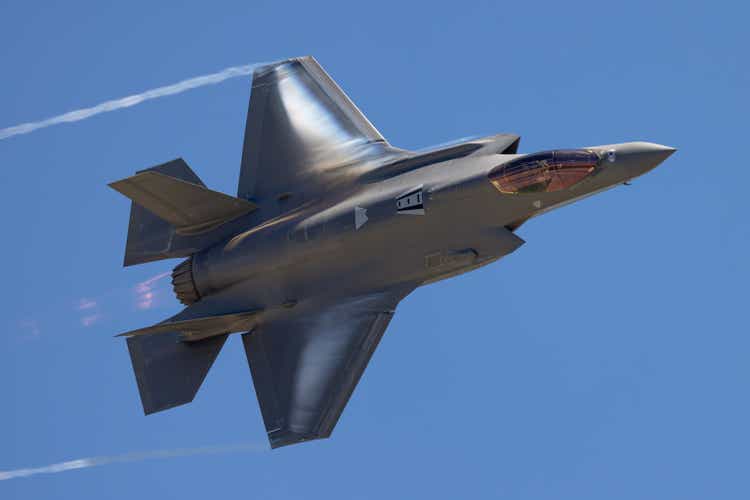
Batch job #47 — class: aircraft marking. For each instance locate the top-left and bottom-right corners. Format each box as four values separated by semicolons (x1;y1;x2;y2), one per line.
355;206;368;229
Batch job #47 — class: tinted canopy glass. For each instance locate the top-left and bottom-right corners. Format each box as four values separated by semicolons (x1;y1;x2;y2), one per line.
489;150;598;194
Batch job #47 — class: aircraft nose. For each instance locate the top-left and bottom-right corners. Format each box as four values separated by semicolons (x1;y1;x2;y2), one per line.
636;142;677;168
603;142;677;177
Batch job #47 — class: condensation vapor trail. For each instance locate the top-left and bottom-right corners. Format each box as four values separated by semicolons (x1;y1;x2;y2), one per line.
0;443;264;481
0;62;266;140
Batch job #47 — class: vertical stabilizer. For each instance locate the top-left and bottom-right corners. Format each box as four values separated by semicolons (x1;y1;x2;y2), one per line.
115;158;255;266
127;332;228;414
122;158;204;266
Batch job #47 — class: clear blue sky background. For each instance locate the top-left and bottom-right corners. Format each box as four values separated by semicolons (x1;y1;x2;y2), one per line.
0;1;747;498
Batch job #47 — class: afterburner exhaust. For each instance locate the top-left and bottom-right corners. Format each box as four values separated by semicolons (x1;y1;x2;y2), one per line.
172;258;200;306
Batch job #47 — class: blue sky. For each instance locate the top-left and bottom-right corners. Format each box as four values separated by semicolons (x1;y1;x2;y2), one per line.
1;1;747;498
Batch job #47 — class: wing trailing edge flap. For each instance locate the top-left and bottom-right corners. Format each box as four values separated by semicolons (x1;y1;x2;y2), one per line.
110;169;257;236
241;287;414;449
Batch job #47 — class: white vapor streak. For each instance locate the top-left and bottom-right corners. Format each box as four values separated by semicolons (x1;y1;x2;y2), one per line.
135;270;171;310
0;63;264;140
0;443;264;481
134;271;171;295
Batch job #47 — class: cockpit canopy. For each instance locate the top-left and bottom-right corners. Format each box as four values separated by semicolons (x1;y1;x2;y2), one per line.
489;149;599;194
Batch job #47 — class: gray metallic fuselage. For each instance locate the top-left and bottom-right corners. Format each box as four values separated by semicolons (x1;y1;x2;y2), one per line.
188;140;674;318
111;56;677;448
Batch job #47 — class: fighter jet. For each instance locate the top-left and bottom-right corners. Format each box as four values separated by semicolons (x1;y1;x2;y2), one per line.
109;56;676;449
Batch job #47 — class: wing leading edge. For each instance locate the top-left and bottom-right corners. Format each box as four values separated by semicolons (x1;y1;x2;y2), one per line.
242;287;413;448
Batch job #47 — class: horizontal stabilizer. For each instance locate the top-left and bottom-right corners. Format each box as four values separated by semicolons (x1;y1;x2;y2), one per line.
117;309;262;340
127;332;227;414
110;171;256;235
121;158;203;266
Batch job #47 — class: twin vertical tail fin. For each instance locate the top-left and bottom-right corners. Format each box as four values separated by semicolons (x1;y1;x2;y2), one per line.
127;332;228;414
109;158;257;266
109;158;259;414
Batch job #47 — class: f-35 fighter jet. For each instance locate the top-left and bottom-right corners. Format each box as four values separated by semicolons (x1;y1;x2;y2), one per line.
110;56;676;448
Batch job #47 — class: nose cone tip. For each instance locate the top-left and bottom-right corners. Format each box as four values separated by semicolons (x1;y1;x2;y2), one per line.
646;143;677;164
619;142;675;178
649;142;677;153
590;141;676;179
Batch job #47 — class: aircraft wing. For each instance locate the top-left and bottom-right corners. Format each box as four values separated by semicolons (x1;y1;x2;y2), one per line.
237;56;403;207
241;286;414;448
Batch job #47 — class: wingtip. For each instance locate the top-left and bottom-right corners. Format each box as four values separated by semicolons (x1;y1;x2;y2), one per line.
268;429;323;449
